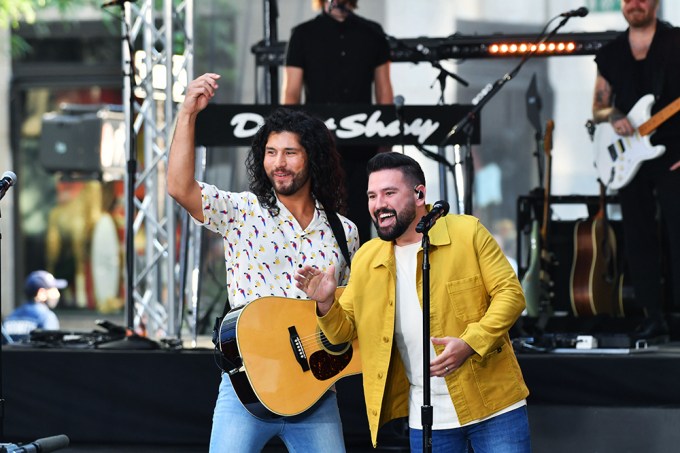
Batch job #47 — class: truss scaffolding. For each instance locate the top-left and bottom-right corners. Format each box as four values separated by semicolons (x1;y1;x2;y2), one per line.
123;0;193;339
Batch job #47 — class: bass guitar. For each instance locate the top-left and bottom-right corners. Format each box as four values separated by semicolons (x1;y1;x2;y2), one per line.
522;119;555;318
218;287;361;418
569;182;618;316
593;94;680;189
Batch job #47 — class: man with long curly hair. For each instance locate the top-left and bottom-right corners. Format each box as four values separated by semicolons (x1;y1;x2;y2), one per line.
282;0;394;245
168;73;359;452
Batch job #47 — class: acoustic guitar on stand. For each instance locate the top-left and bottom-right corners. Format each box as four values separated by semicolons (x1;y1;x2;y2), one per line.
522;120;555;319
593;94;680;189
569;181;618;316
217;287;361;419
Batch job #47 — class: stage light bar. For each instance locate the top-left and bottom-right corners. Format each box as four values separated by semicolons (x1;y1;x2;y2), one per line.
396;32;618;61
251;31;620;66
488;40;578;56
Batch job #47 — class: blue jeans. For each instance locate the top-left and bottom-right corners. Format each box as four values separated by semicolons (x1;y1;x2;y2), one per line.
409;406;531;453
209;373;346;452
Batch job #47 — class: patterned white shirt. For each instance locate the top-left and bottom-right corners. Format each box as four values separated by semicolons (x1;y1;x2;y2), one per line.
196;182;359;308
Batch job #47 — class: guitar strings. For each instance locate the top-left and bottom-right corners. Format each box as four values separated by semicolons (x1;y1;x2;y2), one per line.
297;331;339;350
298;332;325;347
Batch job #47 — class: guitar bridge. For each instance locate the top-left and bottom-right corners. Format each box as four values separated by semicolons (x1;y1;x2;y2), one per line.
288;326;310;372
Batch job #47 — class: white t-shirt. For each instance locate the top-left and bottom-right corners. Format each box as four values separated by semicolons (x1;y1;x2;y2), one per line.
394;241;458;429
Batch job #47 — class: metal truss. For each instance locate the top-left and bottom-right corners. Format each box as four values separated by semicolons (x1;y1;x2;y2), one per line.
123;0;193;339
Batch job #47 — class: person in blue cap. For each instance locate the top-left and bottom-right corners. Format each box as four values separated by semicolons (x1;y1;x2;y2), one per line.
3;270;68;341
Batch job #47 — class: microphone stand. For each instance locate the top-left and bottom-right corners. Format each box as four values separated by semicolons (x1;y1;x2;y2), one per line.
429;60;468;214
429;61;469;105
386;34;468;206
440;12;579;214
263;0;279;104
122;4;136;335
0;204;5;441
99;1;159;350
420;224;433;453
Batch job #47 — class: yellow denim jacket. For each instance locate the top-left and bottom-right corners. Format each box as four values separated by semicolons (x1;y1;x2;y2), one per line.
318;214;529;447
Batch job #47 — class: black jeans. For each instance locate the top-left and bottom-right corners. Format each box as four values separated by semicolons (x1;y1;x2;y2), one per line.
618;148;680;314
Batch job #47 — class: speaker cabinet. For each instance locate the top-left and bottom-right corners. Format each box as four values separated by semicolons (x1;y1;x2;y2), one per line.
39;108;125;178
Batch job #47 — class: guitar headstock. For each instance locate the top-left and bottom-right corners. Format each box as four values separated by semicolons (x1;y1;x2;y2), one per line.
543;119;555;157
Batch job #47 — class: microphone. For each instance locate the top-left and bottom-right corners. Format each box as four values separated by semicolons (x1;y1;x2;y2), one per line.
101;0;137;8
415;200;450;233
0;170;16;201
394;95;406;152
3;434;70;452
394;95;405;119
560;7;588;17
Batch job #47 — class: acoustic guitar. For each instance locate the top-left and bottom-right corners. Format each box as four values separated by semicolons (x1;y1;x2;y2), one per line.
522;120;555;318
217;287;361;418
569;181;618;316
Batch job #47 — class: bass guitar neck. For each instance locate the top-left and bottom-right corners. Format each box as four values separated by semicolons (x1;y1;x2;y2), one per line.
522;119;555;319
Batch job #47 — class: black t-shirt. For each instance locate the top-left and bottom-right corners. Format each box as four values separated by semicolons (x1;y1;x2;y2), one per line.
285;12;390;104
595;20;680;148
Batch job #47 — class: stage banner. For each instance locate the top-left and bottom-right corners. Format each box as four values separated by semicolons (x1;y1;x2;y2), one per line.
195;103;480;147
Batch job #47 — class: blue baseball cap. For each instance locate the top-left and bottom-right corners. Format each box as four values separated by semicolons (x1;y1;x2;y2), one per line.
24;270;68;297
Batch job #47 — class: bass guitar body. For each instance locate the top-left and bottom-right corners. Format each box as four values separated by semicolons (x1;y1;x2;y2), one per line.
522;220;542;317
218;288;361;418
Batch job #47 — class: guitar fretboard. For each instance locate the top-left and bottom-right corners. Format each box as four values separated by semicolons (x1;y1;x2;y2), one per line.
638;96;680;136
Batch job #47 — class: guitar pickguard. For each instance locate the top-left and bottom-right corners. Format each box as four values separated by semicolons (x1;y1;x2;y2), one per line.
309;330;353;381
309;343;354;381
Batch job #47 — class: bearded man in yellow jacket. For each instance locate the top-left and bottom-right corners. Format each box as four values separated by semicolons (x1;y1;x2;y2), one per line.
296;152;530;452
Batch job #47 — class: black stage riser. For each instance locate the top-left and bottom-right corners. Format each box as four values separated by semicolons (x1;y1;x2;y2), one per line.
3;348;680;451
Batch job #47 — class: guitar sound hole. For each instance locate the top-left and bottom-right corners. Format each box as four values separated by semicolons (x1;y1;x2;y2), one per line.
318;329;350;354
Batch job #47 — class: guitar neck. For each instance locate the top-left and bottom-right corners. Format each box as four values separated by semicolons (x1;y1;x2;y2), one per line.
540;165;551;242
596;181;606;221
638;96;680;136
540;119;554;243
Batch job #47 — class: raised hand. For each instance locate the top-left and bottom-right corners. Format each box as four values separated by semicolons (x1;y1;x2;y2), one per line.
182;73;220;115
294;265;338;315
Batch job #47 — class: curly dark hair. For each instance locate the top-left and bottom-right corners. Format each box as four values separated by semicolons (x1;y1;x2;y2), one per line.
367;152;425;188
246;108;347;216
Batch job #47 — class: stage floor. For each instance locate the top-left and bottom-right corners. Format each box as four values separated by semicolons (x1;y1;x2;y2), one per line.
3;340;680;452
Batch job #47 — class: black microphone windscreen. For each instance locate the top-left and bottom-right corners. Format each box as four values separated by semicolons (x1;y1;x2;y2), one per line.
576;6;589;17
433;200;450;216
2;171;16;184
32;434;70;452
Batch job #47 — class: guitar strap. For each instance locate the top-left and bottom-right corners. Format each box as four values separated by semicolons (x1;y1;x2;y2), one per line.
326;210;352;270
